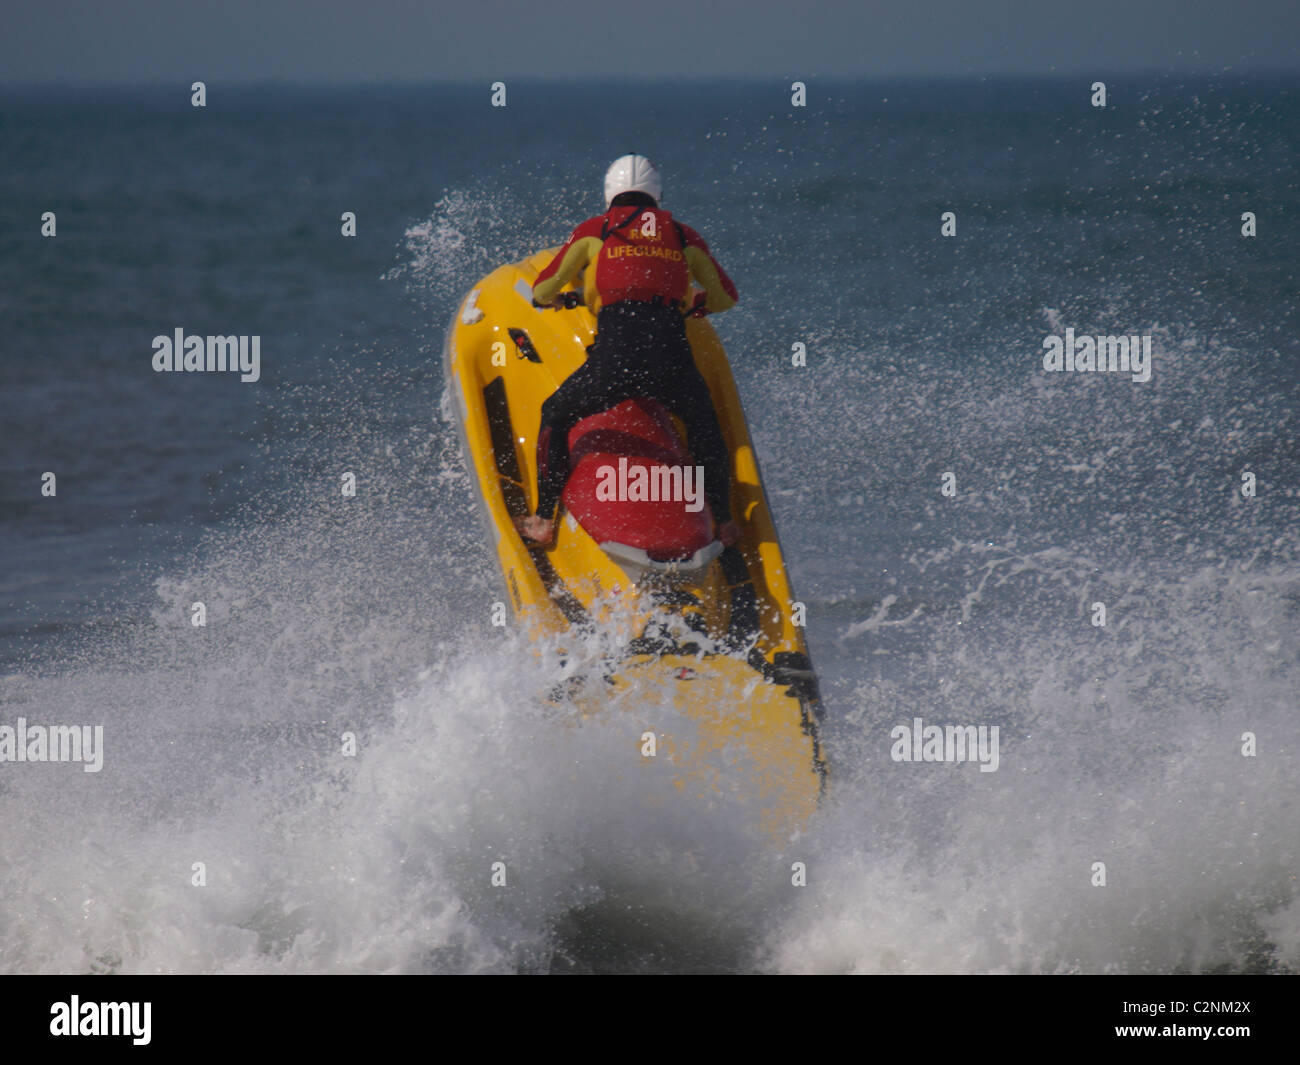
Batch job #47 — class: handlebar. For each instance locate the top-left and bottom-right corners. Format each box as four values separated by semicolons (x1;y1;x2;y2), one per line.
533;291;584;310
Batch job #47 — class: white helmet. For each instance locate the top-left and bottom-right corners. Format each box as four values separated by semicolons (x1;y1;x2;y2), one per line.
604;154;662;206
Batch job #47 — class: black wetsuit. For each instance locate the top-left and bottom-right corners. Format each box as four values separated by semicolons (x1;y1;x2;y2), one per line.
534;299;732;524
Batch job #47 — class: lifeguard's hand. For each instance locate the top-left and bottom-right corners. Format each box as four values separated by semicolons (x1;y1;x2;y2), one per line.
514;514;555;545
718;522;740;547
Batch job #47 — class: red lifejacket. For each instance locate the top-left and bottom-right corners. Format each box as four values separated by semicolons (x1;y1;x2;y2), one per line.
593;206;690;306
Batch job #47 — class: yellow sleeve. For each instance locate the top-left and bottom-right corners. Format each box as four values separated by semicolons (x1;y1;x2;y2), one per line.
533;237;601;305
684;246;738;313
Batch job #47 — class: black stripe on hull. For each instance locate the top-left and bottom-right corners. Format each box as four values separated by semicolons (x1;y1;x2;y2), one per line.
482;376;590;627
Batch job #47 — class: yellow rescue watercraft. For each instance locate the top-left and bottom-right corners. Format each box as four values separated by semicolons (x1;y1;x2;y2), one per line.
444;249;827;838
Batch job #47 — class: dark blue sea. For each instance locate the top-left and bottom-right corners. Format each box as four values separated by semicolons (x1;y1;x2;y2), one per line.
1;77;1297;973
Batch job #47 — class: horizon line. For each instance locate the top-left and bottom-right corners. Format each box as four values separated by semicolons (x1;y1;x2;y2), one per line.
3;67;1299;91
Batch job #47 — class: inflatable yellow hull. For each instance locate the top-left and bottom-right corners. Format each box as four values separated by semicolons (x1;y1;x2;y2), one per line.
445;249;826;839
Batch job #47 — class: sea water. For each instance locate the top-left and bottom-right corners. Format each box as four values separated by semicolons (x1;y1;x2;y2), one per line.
1;78;1296;973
